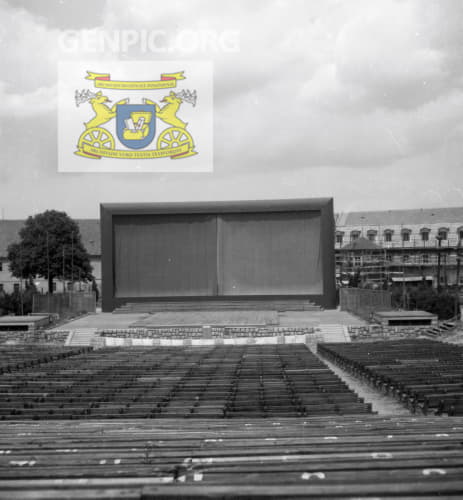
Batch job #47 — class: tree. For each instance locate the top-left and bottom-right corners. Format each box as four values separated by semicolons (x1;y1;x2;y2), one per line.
7;210;93;294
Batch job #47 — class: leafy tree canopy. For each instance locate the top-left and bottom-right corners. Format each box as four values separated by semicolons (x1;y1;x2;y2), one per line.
7;210;93;293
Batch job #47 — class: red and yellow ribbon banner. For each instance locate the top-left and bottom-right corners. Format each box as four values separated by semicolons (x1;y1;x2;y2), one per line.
76;143;196;160
85;71;185;90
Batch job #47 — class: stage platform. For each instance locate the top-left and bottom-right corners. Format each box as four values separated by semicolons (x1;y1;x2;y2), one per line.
130;310;279;328
52;309;365;332
0;315;50;332
373;310;438;326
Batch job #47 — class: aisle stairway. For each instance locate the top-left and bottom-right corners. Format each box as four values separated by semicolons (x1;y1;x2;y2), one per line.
318;324;350;343
65;328;97;347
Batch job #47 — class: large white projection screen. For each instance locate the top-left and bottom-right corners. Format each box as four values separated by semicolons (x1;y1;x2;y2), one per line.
114;215;217;297
219;212;322;295
113;211;322;298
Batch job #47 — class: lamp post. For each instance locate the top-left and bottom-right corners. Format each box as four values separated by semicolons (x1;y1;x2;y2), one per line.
19;244;24;316
436;235;443;292
71;231;74;294
62;245;65;294
456;237;462;289
46;231;50;312
401;223;406;308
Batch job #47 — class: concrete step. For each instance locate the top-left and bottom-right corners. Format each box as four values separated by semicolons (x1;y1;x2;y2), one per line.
66;328;98;347
113;299;322;314
318;324;350;343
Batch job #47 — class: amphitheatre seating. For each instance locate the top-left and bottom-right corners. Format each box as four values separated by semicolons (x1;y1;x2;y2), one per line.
0;345;371;420
318;339;463;415
0;416;462;498
0;345;91;374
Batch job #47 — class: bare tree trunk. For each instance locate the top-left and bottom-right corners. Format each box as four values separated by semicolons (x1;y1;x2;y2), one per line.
48;274;54;294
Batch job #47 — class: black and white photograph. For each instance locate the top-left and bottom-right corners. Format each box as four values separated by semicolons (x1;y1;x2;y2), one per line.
1;1;463;498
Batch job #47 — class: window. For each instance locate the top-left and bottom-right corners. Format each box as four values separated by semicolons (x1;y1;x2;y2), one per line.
401;228;411;243
385;254;392;262
421;231;429;242
350;231;360;241
458;227;463;240
422;254;429;264
336;232;344;245
52;282;57;292
354;256;362;265
438;228;448;240
402;254;409;263
367;230;377;242
13;283;19;292
384;232;392;242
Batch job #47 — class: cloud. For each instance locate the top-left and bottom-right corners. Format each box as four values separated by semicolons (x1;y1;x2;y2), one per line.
0;82;56;117
334;1;449;110
0;0;60;92
1;0;463;217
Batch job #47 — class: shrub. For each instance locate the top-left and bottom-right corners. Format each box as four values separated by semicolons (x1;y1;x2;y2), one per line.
406;285;458;320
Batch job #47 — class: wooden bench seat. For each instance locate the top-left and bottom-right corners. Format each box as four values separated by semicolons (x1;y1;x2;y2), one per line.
318;339;463;416
0;416;462;498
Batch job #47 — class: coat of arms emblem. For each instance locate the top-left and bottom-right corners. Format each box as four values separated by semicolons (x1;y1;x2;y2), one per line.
74;71;197;160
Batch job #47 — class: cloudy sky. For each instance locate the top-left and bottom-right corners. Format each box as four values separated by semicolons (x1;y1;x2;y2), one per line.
1;0;463;218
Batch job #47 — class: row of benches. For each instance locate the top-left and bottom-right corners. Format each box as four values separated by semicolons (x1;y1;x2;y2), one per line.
0;345;91;373
0;415;462;498
0;345;371;420
318;339;463;415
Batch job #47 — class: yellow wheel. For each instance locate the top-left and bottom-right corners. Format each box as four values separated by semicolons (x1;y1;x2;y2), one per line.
157;127;194;152
76;127;115;157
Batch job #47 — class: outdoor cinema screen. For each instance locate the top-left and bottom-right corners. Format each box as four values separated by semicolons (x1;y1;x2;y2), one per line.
101;199;335;311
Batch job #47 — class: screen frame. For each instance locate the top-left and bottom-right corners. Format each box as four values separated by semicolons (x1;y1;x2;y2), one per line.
101;198;335;311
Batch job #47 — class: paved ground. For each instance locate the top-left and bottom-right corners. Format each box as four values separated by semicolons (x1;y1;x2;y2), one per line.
131;310;279;327
320;355;412;416
279;309;366;327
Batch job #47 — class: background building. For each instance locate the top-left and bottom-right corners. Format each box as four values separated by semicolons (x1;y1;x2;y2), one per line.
101;199;336;311
335;207;463;289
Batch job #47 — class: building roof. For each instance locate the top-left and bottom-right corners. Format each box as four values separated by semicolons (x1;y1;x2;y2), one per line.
341;237;381;251
0;219;100;257
337;206;463;227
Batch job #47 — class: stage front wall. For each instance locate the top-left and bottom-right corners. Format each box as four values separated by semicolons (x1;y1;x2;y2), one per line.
219;212;322;295
114;215;217;297
113;211;322;298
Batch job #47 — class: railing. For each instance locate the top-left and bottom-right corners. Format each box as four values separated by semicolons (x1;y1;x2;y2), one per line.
335;235;462;249
32;292;96;316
